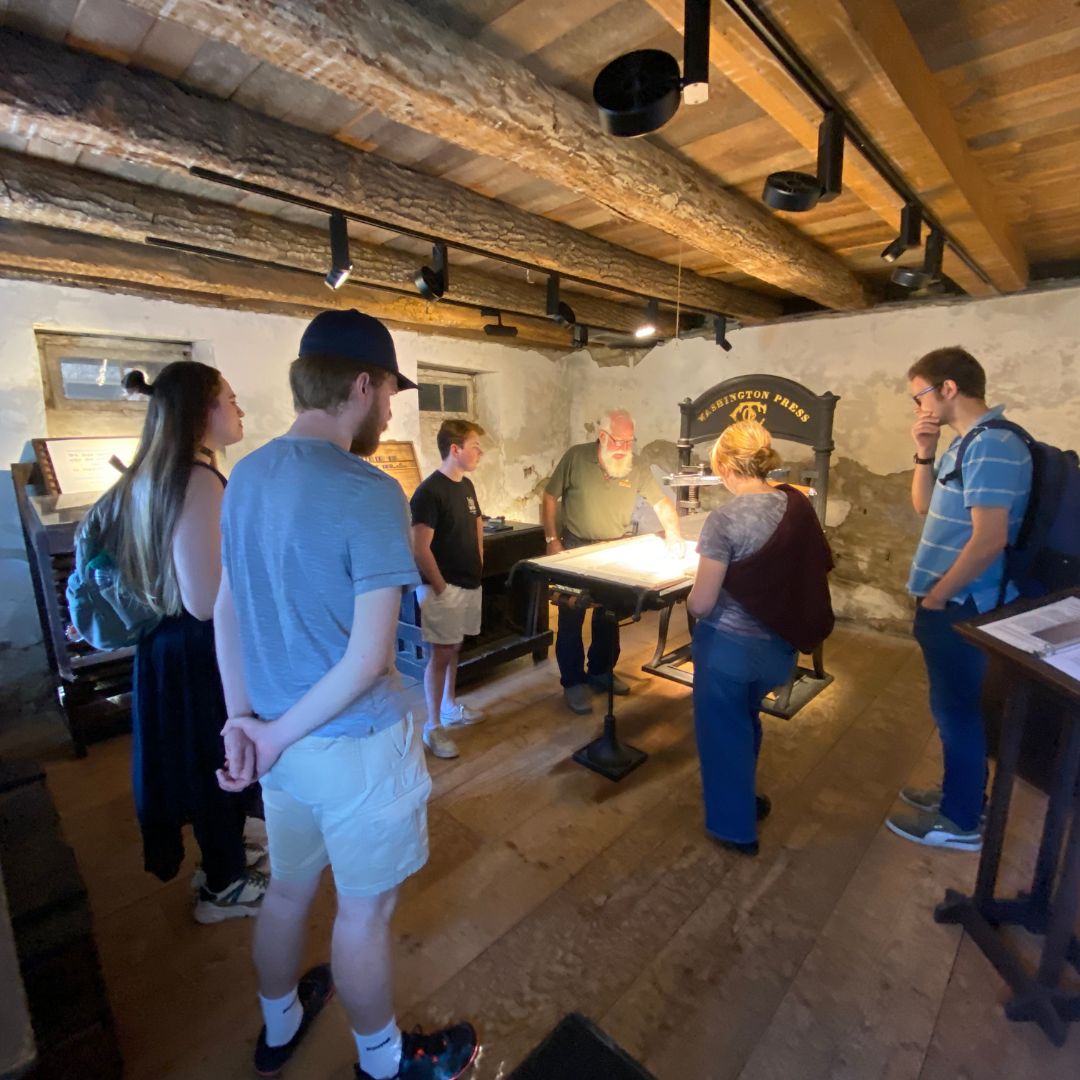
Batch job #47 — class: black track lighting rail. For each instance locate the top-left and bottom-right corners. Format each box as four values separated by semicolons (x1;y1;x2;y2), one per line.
187;165;720;316
145;234;646;337
722;0;994;289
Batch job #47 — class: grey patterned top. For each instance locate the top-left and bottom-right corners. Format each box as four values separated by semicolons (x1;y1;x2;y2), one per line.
695;491;787;638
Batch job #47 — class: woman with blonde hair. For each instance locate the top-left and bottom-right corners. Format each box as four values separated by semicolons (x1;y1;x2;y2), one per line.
686;420;834;855
86;361;267;922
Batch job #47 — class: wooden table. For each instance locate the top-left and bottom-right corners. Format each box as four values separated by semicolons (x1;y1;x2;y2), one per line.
934;589;1080;1046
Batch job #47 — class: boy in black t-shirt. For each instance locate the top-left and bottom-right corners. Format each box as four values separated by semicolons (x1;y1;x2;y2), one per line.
410;420;486;759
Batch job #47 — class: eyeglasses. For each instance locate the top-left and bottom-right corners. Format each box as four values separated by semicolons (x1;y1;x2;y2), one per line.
600;430;635;450
910;382;943;406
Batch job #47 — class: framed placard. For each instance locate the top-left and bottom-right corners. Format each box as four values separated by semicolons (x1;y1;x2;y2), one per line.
32;436;139;495
361;440;422;498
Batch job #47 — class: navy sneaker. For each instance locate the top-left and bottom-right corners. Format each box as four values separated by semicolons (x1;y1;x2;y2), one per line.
355;1021;479;1079
254;964;334;1076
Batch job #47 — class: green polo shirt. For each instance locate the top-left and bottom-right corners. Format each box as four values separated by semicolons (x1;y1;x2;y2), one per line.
546;441;663;542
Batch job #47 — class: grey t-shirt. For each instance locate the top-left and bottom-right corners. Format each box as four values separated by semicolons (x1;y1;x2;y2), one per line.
546;441;663;541
696;491;787;637
221;437;420;738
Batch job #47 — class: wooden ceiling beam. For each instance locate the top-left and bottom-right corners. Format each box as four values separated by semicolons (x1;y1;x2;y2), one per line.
0;29;778;324
643;0;1001;299
0;220;573;346
109;2;871;310
756;0;1027;293
0;149;677;338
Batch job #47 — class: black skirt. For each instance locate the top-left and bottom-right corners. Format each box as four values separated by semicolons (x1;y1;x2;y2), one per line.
132;611;258;882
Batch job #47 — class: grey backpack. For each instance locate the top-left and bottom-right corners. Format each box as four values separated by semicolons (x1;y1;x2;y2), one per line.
66;510;161;650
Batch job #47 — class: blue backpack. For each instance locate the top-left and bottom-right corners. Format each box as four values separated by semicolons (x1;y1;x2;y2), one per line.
66;509;161;650
942;419;1080;601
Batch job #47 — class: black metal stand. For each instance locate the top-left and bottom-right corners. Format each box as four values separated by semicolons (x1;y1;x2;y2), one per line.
572;607;647;781
934;677;1080;1046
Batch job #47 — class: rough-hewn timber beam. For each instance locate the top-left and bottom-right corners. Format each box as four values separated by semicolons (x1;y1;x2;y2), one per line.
0;29;778;324
0;219;572;347
0;150;677;337
112;2;871;311
642;0;999;299
755;0;1027;293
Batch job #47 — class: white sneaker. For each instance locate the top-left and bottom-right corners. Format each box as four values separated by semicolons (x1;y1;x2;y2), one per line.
440;701;483;727
191;836;268;891
423;723;460;759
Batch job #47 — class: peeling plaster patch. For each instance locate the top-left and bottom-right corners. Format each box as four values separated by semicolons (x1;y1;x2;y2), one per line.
832;583;910;624
824;498;850;528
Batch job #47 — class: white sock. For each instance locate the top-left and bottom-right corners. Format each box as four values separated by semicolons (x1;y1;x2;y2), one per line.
355;1017;402;1079
259;986;303;1048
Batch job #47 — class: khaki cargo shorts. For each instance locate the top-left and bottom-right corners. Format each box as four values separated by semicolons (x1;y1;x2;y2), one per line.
260;712;432;896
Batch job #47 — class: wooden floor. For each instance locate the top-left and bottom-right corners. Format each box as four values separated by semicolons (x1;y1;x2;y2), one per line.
34;613;1080;1079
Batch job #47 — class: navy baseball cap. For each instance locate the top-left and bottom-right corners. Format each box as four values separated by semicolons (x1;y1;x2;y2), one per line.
298;309;417;391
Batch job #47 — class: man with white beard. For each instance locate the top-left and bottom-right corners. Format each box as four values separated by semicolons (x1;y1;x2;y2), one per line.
542;408;683;714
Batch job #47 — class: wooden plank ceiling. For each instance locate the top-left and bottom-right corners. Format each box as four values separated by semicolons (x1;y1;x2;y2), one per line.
0;0;1076;347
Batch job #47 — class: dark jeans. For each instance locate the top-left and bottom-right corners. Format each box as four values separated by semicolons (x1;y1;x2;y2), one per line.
554;531;621;688
912;597;988;832
691;622;796;844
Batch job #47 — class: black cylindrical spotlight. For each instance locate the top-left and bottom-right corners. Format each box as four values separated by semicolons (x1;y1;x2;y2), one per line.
714;315;733;352
415;241;448;300
324;210;352;290
481;308;518;338
572;324;589;348
593;49;681;137
545;272;576;327
763;110;844;212
880;203;923;263
892;227;944;289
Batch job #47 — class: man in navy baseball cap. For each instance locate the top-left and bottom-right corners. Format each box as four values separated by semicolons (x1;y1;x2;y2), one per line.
298;308;418;391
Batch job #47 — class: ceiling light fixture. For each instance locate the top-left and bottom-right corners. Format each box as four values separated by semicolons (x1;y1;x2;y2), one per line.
573;324;589;348
762;109;844;212
545;272;577;326
634;298;659;339
481;307;518;338
414;241;448;300
880;203;923;263
324;209;352;290
593;0;711;137
713;315;733;352
891;227;944;289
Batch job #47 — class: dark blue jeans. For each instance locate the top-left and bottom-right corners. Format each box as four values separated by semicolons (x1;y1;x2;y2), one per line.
691;622;796;844
912;597;988;831
554;531;621;688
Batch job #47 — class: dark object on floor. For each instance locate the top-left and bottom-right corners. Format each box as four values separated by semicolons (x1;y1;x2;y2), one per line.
508;1012;657;1079
756;794;772;821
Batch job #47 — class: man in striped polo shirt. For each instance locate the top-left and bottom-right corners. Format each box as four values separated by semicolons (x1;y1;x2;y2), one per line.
887;347;1031;851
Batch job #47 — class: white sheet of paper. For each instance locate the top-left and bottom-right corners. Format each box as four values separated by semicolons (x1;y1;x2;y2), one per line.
977;596;1080;656
45;437;138;494
1044;642;1080;682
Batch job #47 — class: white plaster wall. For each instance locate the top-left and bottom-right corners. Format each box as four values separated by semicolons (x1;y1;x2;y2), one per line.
0;279;563;659
563;285;1080;472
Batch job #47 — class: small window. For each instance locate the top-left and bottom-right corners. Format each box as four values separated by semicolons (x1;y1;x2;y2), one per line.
417;373;472;416
36;331;193;437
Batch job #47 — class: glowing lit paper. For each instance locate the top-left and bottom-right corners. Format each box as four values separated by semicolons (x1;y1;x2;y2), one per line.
43;436;138;494
534;533;700;591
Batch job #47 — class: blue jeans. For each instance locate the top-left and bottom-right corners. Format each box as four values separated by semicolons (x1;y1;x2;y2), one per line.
691;622;796;844
912;598;988;831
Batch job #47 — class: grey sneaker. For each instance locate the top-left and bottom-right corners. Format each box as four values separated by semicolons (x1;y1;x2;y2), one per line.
589;672;630;696
885;807;982;851
564;684;593;714
423;723;460;759
899;785;943;812
191;837;268;891
193;868;268;924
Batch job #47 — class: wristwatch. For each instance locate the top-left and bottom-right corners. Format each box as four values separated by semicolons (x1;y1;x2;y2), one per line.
545;535;559;543
913;454;935;466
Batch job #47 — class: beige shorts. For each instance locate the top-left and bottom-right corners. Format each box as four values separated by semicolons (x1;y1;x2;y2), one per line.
260;713;432;897
418;583;482;645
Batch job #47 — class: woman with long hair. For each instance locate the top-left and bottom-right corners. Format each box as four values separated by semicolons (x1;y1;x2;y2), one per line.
686;421;834;856
87;361;267;922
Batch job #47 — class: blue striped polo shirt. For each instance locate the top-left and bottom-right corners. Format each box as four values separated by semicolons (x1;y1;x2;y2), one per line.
907;406;1031;613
